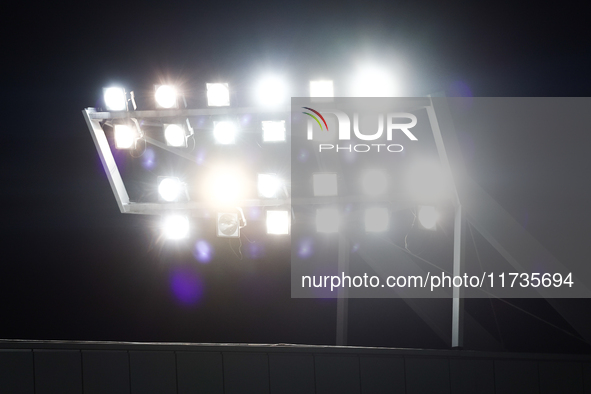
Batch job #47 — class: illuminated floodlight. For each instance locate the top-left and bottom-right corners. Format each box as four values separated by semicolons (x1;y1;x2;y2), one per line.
266;210;289;234
351;66;396;97
213;121;237;144
155;85;177;108
207;83;230;106
362;170;388;196
310;80;334;97
313;173;337;196
418;206;438;230
114;124;137;149
164;124;187;147
316;207;339;233
262;120;286;142
163;215;190;240
103;87;127;111
217;212;240;238
258;174;282;198
365;207;389;232
407;161;448;201
158;177;183;202
210;169;242;204
256;76;287;107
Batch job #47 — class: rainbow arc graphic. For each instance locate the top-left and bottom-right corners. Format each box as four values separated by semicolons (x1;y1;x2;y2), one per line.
302;107;328;131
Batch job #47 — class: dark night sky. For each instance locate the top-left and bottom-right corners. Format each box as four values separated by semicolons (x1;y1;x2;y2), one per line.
2;0;591;353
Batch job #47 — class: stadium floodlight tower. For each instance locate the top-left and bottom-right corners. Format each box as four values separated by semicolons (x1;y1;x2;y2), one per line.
83;83;292;245
84;80;478;349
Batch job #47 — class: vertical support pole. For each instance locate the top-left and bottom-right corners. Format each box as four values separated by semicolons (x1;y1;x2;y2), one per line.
336;231;350;345
452;204;465;348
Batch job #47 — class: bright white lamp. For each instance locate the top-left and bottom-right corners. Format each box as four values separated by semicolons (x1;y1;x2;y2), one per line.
418;206;438;230
155;85;177;108
266;210;289;234
256;76;287;107
103;87;127;111
164;124;186;147
158;177;183;202
258;174;282;198
351;66;396;97
114;124;137;149
210;170;241;204
262;121;286;142
310;80;334;97
163;215;190;240
213;121;236;144
207;83;230;106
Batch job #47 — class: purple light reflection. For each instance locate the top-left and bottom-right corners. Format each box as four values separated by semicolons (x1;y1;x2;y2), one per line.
247;242;265;259
142;148;156;169
449;80;473;98
170;268;204;306
248;206;262;221
193;239;214;263
195;148;206;166
241;114;252;126
298;237;314;259
298;149;309;162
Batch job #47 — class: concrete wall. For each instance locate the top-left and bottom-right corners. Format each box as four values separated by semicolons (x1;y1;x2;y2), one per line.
1;341;590;393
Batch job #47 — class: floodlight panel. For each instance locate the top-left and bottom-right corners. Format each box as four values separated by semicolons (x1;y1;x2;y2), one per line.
103;87;126;111
256;76;287;107
418;206;438;230
209;169;242;204
362;170;388;196
114;124;137;149
262;120;286;142
213;121;236;144
158;177;183;202
217;212;240;237
310;80;334;97
267;210;289;234
365;207;389;232
258;174;281;198
351;66;396;97
316;207;339;233
313;173;337;196
163;215;190;239
207;83;230;106
164;124;187;147
155;85;177;108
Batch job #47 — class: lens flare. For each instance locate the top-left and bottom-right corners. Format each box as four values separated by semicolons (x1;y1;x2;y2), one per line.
298;237;314;258
193;240;213;263
170;268;203;305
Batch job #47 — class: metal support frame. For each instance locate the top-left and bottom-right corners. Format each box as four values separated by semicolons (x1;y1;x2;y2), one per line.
426;97;468;348
452;205;465;347
336;232;350;346
82;108;130;213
